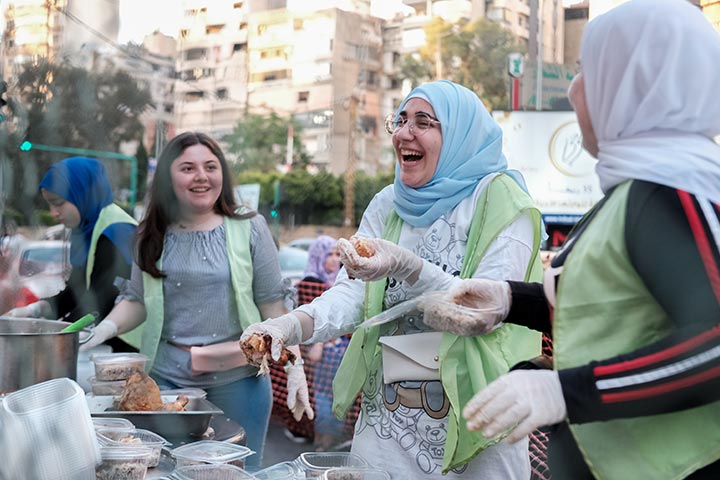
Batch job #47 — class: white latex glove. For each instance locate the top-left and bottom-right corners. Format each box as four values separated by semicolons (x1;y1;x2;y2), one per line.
79;319;118;352
337;236;424;284
286;361;314;422
422;279;512;336
463;370;567;443
4;300;52;319
239;313;304;361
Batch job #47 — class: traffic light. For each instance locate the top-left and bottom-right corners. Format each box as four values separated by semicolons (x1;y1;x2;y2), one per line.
20;140;33;151
270;209;278;218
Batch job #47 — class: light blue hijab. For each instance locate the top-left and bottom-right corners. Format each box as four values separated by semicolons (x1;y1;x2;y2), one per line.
393;80;528;227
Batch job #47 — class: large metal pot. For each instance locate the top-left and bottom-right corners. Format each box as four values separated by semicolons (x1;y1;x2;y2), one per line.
0;317;90;394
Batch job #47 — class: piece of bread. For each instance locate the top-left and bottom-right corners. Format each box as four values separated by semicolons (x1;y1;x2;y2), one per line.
352;237;376;258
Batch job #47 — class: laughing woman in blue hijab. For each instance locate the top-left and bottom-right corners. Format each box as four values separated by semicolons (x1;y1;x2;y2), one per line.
5;157;137;334
242;80;545;478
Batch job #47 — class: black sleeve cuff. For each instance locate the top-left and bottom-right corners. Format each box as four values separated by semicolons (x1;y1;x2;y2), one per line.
505;281;551;333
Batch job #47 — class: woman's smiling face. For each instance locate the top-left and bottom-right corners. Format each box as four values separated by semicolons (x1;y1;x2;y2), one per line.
392;97;442;188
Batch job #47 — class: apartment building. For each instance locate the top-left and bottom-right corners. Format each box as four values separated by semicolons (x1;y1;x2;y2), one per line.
1;0;119;76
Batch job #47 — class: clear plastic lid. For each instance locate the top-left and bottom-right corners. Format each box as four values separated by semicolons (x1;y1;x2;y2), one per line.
92;417;135;431
173;464;256;480
99;446;153;460
254;461;299;479
97;427;169;447
91;352;148;366
172;440;255;464
295;452;368;473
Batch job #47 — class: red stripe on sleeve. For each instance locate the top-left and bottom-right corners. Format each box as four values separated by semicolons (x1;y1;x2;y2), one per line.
600;365;720;404
593;325;720;377
677;190;720;303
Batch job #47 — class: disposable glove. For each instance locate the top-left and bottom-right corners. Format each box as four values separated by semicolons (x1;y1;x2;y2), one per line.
421;279;512;336
463;370;567;443
239;313;304;362
4;300;52;319
79;319;118;352
337;236;424;284
286;360;314;421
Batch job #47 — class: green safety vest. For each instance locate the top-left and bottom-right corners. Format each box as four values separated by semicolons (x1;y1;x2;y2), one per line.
85;203;137;287
120;215;262;370
332;174;544;473
554;180;720;480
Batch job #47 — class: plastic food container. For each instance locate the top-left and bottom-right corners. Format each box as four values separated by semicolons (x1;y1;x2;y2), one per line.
294;453;369;479
172;440;255;469
254;461;300;479
173;464;256;480
96;446;152;480
420;290;505;332
92;352;148;381
322;468;392;480
96;427;169;467
92;417;135;432
89;375;127;395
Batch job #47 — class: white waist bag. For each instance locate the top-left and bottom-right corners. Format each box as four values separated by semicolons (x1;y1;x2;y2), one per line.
378;331;443;384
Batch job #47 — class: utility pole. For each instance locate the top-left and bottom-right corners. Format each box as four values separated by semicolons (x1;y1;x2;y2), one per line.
344;95;358;237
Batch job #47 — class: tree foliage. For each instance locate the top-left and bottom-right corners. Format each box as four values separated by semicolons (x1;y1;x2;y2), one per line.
1;60;152;224
235;168;394;227
400;18;524;110
225;112;310;174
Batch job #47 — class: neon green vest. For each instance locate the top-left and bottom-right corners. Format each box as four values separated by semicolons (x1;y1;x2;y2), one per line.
554;180;720;480
332;174;544;473
85;204;137;287
120;216;262;371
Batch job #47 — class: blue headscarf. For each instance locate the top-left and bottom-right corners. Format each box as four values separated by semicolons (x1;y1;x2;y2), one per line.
39;157;135;267
303;235;339;285
393;80;529;227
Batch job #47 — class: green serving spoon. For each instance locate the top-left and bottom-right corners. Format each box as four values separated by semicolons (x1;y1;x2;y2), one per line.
61;312;97;333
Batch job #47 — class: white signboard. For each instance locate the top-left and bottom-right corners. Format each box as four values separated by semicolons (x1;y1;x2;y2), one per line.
492;111;603;222
234;183;261;211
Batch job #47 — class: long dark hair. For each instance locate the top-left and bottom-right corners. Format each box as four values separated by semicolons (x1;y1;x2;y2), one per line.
136;131;255;277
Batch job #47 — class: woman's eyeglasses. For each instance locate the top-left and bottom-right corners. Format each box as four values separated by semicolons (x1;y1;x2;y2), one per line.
384;113;441;136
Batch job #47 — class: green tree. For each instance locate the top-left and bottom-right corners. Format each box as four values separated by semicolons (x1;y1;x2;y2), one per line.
401;18;524;110
2;60;151;224
225;112;310;173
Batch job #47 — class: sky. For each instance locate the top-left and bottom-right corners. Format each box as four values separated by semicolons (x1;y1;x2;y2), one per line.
118;0;184;44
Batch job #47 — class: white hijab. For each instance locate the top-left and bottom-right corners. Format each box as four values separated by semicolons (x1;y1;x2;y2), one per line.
581;0;720;204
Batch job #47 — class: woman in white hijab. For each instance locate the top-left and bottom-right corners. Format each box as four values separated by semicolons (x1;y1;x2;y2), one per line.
422;1;720;478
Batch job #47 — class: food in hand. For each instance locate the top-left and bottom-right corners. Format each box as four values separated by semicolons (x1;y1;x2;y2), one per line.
240;333;297;376
117;372;188;412
352;237;376;257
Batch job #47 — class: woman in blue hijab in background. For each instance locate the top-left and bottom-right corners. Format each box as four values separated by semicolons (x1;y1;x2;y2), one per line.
5;158;137;339
242;80;546;478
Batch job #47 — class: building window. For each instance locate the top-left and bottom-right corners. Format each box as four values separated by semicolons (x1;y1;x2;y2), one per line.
185;48;206;61
298;91;309;102
184;91;204;102
216;88;228;99
293;18;304;30
233;2;244;8
233;43;246;53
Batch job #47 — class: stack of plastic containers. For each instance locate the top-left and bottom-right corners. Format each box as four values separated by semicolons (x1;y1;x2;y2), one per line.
91;352;149;382
96;427;169;467
0;378;100;479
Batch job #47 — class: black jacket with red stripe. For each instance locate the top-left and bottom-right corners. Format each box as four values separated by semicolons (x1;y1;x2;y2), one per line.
507;181;720;423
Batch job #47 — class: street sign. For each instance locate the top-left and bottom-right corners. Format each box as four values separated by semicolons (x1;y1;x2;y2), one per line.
508;53;524;78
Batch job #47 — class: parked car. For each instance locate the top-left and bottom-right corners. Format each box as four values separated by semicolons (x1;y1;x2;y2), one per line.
0;239;67;314
287;237;316;252
278;246;309;286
